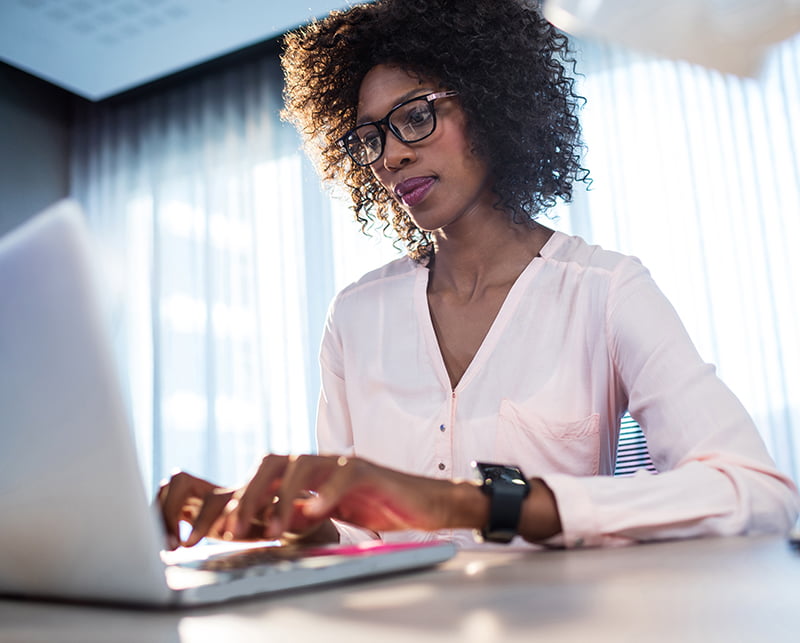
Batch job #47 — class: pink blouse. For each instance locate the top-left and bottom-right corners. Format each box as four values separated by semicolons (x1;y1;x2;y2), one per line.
316;231;799;548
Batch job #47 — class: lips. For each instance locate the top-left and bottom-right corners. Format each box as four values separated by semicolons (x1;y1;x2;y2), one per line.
395;177;436;207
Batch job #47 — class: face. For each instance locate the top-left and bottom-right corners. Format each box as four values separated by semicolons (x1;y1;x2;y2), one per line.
355;64;496;234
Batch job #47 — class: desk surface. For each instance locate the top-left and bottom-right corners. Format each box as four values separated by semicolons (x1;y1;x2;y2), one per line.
2;534;799;643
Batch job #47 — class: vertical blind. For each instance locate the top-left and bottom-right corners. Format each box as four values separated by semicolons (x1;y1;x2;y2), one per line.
70;34;800;494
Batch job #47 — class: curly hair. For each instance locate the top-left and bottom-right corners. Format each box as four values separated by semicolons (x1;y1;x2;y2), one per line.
281;0;588;260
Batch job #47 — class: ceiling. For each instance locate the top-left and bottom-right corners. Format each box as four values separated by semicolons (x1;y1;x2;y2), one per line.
0;0;358;101
4;1;798;102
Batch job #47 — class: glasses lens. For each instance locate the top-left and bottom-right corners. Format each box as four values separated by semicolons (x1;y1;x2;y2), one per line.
389;99;435;143
344;124;383;166
342;96;441;166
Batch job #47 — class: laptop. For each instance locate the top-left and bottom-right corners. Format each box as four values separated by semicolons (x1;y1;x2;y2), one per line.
0;200;456;608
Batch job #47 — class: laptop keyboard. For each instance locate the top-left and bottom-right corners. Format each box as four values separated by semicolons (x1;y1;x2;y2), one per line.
174;540;435;576
193;545;304;572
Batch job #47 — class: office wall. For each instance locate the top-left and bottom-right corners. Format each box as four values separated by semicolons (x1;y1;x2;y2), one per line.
0;62;73;236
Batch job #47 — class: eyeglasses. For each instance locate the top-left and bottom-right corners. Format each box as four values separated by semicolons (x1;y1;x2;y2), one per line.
338;90;459;167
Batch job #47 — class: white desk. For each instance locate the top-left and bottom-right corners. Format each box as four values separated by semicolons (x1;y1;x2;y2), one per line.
2;534;799;643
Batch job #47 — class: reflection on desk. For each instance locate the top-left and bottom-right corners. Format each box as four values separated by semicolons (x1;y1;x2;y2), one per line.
2;534;799;643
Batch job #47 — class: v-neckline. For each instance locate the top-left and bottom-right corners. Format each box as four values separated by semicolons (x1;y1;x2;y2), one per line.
415;237;556;392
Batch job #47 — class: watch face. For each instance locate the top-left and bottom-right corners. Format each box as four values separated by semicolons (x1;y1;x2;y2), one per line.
475;462;527;487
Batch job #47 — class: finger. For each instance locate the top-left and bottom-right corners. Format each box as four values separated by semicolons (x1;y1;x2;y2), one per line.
301;456;357;520
159;471;220;548
272;455;342;537
158;473;193;546
155;484;180;550
183;488;235;547
229;454;291;539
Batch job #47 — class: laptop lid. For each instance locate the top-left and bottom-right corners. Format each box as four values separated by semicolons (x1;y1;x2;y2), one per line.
0;200;172;605
0;201;456;607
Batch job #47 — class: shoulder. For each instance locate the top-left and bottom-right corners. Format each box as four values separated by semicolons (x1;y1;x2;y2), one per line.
339;254;419;297
541;231;646;278
327;255;421;320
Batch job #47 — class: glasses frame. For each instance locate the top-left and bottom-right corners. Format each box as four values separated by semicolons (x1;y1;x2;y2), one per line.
338;90;459;167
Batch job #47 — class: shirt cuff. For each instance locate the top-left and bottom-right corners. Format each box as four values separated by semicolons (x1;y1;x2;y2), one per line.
540;473;634;548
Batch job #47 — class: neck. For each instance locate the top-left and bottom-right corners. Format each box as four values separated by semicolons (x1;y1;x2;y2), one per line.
428;216;552;298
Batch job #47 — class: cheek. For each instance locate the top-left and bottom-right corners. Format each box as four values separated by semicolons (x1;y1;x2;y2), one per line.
438;127;485;177
443;109;475;154
452;146;492;186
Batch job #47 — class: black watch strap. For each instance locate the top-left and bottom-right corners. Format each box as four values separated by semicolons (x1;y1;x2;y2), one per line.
474;462;531;544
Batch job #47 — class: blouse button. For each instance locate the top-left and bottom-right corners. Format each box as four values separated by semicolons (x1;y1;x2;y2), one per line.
438;462;446;471
439;424;446;432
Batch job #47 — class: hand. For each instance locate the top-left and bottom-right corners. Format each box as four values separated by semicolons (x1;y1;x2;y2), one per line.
157;454;485;548
156;471;239;549
156;469;329;549
229;454;472;540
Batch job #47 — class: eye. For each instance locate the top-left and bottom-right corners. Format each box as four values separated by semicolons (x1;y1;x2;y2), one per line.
404;104;432;127
361;130;382;151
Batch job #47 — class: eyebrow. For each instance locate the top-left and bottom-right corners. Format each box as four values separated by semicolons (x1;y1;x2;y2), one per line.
356;87;437;126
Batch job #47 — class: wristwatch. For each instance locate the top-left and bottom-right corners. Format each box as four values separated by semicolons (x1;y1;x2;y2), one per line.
473;462;531;543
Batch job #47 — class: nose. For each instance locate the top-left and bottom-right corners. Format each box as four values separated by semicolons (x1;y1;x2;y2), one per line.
381;130;416;171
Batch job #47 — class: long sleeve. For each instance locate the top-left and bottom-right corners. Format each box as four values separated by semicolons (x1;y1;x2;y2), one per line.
316;301;353;457
540;256;800;548
316;300;382;544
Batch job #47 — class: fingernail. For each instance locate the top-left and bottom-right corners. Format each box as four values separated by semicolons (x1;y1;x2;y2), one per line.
266;518;283;539
303;496;325;517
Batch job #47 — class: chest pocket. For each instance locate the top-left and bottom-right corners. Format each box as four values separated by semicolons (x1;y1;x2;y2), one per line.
495;399;600;476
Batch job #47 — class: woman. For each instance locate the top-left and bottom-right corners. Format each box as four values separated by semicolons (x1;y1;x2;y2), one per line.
159;0;799;550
